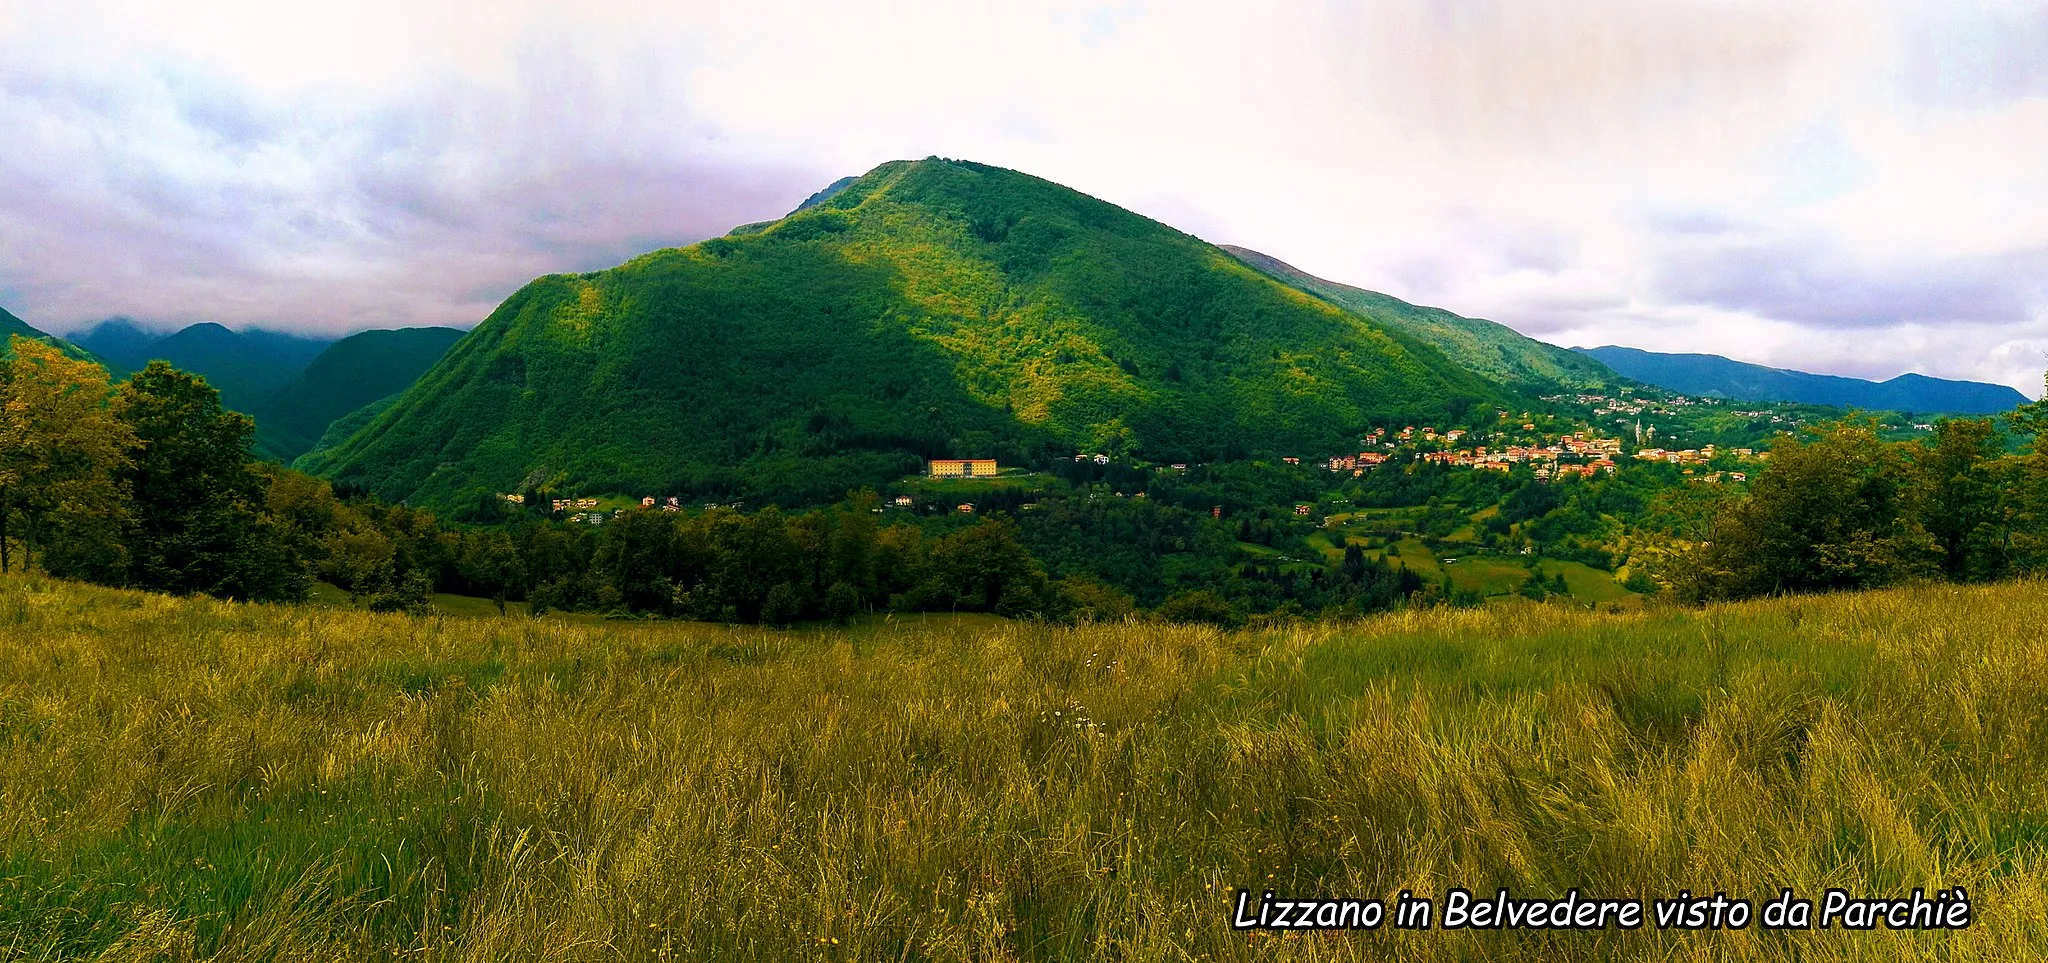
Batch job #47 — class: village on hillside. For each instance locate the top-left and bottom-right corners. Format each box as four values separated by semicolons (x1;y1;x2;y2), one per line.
493;389;1911;526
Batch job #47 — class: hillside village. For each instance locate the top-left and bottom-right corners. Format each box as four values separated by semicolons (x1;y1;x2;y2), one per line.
477;377;1936;536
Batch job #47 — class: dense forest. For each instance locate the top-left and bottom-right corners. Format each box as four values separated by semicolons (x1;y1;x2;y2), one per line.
0;335;1425;624
5;333;2047;626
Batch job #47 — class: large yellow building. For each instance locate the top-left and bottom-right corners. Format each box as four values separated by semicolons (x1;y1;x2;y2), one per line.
928;458;998;478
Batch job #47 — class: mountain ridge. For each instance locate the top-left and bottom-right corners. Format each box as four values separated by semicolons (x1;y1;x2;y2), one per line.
1;305;104;365
1575;344;2027;414
70;320;335;414
1220;245;1617;390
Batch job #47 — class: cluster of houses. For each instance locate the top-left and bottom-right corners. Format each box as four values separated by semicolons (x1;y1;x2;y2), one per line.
1416;446;1619;474
1561;392;1703;419
495;419;1783;528
1327;426;1631;477
1325;452;1391;472
496;492;608;512
1319;422;1774;484
1379;426;1468;444
1631;444;1756;465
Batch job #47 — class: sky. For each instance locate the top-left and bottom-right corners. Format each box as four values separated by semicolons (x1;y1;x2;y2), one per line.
2;1;2045;396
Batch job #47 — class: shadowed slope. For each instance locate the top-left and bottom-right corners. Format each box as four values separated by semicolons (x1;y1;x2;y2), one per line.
254;327;466;461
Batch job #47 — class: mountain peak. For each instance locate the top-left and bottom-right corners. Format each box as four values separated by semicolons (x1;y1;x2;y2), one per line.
307;160;1507;508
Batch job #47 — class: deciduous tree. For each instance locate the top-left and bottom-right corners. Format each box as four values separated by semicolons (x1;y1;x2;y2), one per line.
0;336;132;578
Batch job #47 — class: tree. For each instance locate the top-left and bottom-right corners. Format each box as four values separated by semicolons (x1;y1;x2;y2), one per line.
1049;574;1135;623
1912;419;2007;582
761;582;802;625
2004;371;2048;572
1678;421;1937;601
114;362;302;600
0;336;133;578
457;529;526;614
920;518;1048;613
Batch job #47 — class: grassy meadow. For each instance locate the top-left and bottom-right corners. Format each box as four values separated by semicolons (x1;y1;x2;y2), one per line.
2;573;2046;961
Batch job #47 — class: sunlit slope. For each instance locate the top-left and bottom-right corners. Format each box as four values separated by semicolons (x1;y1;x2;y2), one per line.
0;304;101;365
2;573;2044;959
1224;244;1617;390
307;158;1507;507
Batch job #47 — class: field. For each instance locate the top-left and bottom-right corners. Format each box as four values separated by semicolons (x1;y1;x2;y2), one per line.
2;573;2046;960
1318;510;1639;605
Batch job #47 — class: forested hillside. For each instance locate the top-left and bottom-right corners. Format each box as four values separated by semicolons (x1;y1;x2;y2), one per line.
0;305;99;365
1224;245;1617;390
256;326;466;460
307;158;1507;509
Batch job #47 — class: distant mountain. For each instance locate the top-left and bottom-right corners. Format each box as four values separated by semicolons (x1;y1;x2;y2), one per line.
70;317;167;372
1;305;103;365
305;157;1509;508
1223;246;1617;390
73;321;335;415
1574;345;2028;415
254;327;466;461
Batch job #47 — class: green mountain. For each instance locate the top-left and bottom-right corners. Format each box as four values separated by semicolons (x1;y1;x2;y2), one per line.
305;157;1510;508
0;305;103;365
253;327;467;461
69;317;165;372
1222;245;1617;390
1575;345;2029;415
78;321;335;415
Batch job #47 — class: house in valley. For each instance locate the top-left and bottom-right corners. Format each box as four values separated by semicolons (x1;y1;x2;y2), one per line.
929;458;998;478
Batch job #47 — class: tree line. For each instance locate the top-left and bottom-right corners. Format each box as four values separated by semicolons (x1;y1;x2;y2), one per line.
15;330;2034;619
0;334;1426;625
1659;403;2048;601
0;339;300;599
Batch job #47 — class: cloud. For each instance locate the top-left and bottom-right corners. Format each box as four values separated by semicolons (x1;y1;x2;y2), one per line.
0;5;834;334
1643;223;2046;328
0;0;2043;396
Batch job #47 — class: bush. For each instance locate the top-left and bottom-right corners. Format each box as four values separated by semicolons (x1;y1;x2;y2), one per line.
762;582;803;626
1052;575;1136;623
367;569;433;616
824;580;860;625
1153;589;1237;626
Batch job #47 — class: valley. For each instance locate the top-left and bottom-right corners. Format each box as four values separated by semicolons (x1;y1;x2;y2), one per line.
8;3;2046;958
2;156;2046;962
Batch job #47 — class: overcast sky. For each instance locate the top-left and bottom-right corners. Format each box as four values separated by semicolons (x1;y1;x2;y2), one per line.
3;1;2044;395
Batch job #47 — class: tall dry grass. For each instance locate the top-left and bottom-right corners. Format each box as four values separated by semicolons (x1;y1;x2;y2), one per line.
0;572;2044;960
